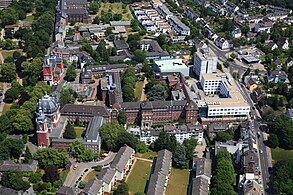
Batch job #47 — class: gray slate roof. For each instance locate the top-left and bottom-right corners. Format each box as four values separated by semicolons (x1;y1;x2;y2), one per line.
110;146;135;172
97;167;116;184
191;176;209;195
146;149;172;195
83;178;103;194
60;104;110;118
0;160;38;172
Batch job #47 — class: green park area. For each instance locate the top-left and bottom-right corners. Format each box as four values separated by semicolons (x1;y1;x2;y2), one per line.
98;3;133;20
74;126;85;138
134;81;144;100
135;151;157;160
126;159;152;195
84;170;99;182
271;147;293;162
166;168;190;195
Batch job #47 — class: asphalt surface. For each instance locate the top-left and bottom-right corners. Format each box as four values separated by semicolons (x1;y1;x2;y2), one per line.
64;152;116;187
239;82;271;195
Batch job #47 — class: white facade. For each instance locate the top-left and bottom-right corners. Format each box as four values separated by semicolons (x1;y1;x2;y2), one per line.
153;58;190;76
193;47;218;80
201;73;250;118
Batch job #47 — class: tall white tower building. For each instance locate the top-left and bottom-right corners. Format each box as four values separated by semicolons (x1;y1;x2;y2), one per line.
193;47;218;80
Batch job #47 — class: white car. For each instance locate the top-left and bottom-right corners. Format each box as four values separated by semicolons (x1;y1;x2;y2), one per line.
260;150;263;154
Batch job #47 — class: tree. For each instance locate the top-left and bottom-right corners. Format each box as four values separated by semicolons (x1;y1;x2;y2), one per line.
42;165;60;183
133;49;146;63
147;83;168;101
272;160;293;194
70;141;94;161
173;145;187;168
65;66;76;81
13;51;21;59
157;34;167;46
223;19;235;32
116;131;139;150
21;57;43;86
34;148;69;168
267;134;279;148
4;85;20;103
114;182;129;195
0;138;24;160
1;171;30;191
63;123;76;139
99;121;125;150
183;138;197;160
214;131;233;142
89;1;100;14
60;88;77;106
29;171;42;184
211;150;236;195
230;53;236;59
23;146;32;163
118;112;127;125
0;63;16;82
153;132;177;153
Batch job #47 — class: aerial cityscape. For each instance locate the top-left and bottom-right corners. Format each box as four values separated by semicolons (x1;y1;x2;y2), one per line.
0;0;292;194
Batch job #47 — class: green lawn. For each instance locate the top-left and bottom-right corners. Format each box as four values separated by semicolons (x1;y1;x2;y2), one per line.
135;151;157;160
84;170;99;182
23;15;34;22
166;168;190;195
134;81;144;100
1;49;22;59
126;159;152;195
98;3;133;20
271;147;293;162
2;104;12;114
0;82;3;90
74;126;85;138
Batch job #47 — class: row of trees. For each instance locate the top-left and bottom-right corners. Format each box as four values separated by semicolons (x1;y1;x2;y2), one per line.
264;111;293;149
272;160;293;194
122;66;137;102
152;132;197;168
210;150;236;195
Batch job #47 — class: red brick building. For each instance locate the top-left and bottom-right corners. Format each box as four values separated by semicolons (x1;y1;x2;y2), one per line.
120;100;198;128
43;54;64;85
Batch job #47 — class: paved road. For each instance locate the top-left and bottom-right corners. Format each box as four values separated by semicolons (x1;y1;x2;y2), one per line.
239;82;271;194
64;152;116;187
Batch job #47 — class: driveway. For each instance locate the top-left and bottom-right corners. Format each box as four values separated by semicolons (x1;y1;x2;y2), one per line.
63;152;116;187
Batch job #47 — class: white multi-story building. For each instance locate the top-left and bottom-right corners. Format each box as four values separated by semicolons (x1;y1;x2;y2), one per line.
200;73;250;119
140;124;204;144
193;47;218;80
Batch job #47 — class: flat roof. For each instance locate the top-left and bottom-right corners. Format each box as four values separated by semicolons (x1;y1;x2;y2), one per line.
202;73;250;108
154;58;188;70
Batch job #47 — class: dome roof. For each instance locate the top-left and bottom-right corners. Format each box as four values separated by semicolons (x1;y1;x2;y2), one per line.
37;95;59;115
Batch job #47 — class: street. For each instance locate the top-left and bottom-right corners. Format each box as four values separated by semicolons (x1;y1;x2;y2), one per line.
239;82;271;195
63;152;116;187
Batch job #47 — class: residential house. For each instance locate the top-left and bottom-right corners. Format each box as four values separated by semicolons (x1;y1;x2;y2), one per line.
286;57;293;67
267;42;278;50
215;37;230;50
0;0;12;9
146;149;172;195
225;1;239;13
140;39;170;60
286;109;293;120
267;70;288;83
254;22;273;33
251;87;266;102
277;37;289;50
231;28;242;38
190;176;209;195
83;146;135;195
0;160;38;173
110;145;135;181
168;16;191;35
243;180;262;195
246;78;258;91
57;186;79;195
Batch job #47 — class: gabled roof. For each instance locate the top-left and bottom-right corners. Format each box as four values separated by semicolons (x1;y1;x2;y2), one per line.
191;176;209;195
60;104;110;117
0;160;38;172
83;179;103;194
110;146;135;172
